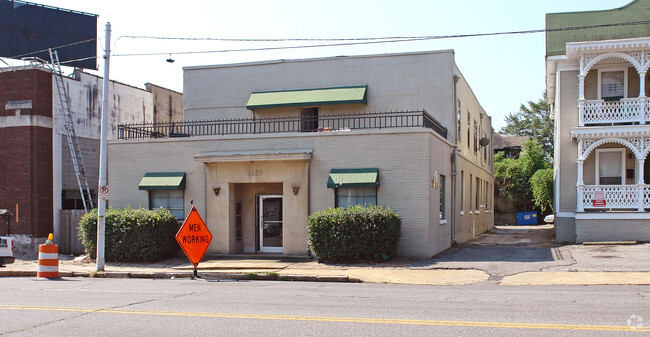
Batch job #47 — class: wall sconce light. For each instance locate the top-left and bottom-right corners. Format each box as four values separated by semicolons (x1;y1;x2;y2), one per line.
212;186;221;196
292;186;300;195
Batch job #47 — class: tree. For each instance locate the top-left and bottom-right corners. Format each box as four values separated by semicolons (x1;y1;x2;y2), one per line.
494;139;550;211
500;92;553;158
530;168;553;213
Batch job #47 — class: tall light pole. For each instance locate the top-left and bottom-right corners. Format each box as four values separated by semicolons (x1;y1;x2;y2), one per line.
97;22;111;271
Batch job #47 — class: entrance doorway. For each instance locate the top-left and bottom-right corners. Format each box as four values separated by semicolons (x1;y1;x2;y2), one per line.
259;195;283;253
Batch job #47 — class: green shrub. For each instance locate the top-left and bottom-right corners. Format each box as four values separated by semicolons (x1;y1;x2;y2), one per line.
307;205;401;261
79;207;181;262
530;168;554;213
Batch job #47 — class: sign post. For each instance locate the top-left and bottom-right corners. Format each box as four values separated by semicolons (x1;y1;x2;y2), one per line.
176;205;212;279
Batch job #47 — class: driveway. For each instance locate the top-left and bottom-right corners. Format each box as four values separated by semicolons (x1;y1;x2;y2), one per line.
411;225;650;276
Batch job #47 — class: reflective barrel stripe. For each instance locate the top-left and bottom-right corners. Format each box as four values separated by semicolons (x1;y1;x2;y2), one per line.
37;265;59;272
38;252;58;260
37;244;59;279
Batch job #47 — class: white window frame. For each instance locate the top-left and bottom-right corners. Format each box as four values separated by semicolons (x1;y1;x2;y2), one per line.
597;67;628;100
595;148;625;185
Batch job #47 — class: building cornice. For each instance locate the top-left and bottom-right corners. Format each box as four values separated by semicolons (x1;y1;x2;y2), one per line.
566;37;650;60
0;115;53;129
570;125;650;139
194;149;313;162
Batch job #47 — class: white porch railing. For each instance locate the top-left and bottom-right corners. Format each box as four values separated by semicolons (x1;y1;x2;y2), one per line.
580;98;647;126
580;185;649;210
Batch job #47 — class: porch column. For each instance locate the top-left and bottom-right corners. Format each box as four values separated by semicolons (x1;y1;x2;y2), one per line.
638;158;645;212
578;74;586;127
640;72;647;125
640;72;646;98
577;159;584;212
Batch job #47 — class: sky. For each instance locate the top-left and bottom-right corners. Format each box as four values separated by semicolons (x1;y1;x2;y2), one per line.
1;0;633;131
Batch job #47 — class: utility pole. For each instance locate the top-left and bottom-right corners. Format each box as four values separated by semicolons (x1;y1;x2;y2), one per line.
97;22;111;271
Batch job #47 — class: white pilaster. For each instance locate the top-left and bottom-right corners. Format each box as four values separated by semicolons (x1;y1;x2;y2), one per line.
578;74;586;100
640;72;647;125
637;158;645;185
638;158;645;212
577;159;584;185
577;159;585;212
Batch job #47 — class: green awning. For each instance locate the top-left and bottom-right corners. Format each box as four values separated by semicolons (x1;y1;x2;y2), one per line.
327;168;379;188
246;85;367;109
138;172;186;190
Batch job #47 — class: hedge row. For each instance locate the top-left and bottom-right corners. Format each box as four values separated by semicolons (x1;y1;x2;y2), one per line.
307;205;401;261
79;207;180;262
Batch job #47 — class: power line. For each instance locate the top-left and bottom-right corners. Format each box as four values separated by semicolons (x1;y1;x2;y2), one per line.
111;20;650;57
7;20;650;61
119;20;650;43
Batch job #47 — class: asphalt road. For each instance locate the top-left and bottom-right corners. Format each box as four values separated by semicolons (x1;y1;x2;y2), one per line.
1;278;648;336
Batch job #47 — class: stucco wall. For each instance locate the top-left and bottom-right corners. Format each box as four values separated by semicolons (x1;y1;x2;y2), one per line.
56;71;153;141
453;63;494;242
555;216;576;243
146;83;183;123
576;218;650;242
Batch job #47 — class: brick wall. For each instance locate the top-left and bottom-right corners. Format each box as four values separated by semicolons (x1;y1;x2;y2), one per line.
0;69;53;238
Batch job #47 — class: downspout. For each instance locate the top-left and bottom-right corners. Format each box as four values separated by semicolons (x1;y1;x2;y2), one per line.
450;74;459;243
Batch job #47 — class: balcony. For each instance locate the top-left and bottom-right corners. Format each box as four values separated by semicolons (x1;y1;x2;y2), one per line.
117;110;447;140
579;97;649;126
579;185;650;211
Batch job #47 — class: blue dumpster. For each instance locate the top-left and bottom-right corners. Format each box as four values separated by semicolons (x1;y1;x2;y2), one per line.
516;211;537;225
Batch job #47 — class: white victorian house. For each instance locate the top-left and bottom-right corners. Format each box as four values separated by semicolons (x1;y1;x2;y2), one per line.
546;0;650;242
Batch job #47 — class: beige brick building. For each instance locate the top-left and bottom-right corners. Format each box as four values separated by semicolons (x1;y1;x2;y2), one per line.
108;50;494;257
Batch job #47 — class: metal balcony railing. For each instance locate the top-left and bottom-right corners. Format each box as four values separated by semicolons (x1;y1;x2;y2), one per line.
118;110;448;140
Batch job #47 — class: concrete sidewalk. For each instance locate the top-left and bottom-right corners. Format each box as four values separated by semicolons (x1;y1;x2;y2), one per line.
2;225;649;286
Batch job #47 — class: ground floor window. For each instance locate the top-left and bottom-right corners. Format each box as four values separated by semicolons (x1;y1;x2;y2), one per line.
149;190;184;218
61;189;95;210
596;149;624;185
336;187;377;208
439;175;446;220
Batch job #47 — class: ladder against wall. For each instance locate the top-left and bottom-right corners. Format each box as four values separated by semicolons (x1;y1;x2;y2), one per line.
49;49;94;213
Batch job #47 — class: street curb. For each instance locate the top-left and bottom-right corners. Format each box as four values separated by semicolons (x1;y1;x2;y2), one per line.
583;241;638;245
0;270;358;283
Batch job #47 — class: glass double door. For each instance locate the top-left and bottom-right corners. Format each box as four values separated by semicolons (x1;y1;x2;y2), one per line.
258;195;283;253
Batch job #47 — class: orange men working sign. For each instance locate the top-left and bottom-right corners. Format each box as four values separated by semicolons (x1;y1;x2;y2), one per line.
176;206;212;277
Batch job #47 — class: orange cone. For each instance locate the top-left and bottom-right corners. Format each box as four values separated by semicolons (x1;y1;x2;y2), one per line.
37;243;59;279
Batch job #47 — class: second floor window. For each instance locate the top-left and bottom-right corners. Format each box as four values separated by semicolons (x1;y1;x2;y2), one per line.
457;100;462;142
473;121;478;152
600;70;625;101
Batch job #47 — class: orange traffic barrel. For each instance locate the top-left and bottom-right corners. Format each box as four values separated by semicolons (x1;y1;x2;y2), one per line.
37;244;59;278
